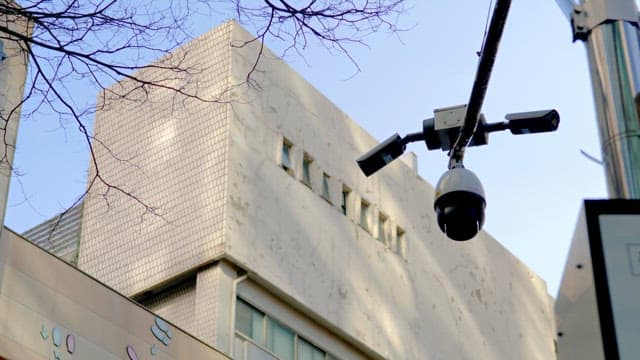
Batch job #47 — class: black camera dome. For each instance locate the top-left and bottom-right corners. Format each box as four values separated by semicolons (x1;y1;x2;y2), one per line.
434;167;486;241
435;191;486;241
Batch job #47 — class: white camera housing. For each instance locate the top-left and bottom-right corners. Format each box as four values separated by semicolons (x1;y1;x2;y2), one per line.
434;167;486;241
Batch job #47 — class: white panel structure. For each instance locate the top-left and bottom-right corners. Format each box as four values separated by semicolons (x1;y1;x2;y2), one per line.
556;199;640;360
0;227;229;360
598;214;640;358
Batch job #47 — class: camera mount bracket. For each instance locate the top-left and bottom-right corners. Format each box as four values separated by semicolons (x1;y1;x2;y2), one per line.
571;0;638;41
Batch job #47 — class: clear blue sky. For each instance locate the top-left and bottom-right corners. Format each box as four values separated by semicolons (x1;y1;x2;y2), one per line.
6;1;612;296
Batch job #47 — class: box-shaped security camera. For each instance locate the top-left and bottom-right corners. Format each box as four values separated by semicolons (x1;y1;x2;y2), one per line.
433;104;467;130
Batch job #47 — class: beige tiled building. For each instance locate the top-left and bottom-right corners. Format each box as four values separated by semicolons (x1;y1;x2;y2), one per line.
69;21;554;359
21;204;83;265
0;227;230;360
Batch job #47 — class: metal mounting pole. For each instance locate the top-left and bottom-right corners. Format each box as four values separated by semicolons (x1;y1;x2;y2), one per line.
571;0;640;198
449;0;512;168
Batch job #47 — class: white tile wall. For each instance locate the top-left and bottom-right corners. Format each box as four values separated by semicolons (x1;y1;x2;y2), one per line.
79;22;233;296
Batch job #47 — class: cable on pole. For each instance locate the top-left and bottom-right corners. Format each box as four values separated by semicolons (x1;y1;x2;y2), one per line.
449;0;512;168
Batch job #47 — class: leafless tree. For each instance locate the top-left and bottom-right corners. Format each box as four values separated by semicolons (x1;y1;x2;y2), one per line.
230;1;404;79
0;0;405;232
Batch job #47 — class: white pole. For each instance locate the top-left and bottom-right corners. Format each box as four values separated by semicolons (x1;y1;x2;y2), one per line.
571;0;640;198
0;4;30;229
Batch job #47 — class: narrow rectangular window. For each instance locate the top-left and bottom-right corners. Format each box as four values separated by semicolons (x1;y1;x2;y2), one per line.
235;297;339;360
396;226;406;257
235;298;265;345
360;200;370;231
282;139;293;174
322;173;331;201
378;213;388;244
266;317;295;360
341;186;351;215
302;153;313;186
297;337;326;360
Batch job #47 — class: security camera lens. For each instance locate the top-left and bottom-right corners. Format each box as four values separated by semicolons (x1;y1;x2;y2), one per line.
435;191;486;241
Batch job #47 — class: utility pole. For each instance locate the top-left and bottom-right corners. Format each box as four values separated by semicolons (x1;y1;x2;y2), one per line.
555;2;640;359
557;0;640;198
0;5;30;230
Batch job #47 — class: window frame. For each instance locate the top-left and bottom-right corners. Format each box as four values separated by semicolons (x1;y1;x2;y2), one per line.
395;226;406;258
282;139;293;175
301;153;313;187
235;297;339;360
377;213;389;245
359;199;370;231
321;173;331;202
340;186;351;216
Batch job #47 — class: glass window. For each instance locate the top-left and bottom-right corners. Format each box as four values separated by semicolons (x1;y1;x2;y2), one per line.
340;186;350;215
302;154;312;186
235;297;341;360
236;299;265;345
266;318;294;360
378;214;388;244
360;200;370;231
282;140;292;173
297;337;326;360
321;173;331;201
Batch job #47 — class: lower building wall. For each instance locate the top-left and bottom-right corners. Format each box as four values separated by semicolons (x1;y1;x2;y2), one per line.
234;279;372;360
140;277;198;336
136;261;247;357
134;260;373;360
0;228;229;360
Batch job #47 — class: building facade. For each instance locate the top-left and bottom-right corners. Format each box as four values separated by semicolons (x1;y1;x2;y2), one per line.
21;204;82;265
75;21;555;359
0;227;230;359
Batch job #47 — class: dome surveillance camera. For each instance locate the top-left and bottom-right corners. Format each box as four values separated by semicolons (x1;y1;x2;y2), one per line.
434;167;486;241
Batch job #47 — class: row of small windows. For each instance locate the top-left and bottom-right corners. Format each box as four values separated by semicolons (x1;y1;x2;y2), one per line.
235;298;339;360
285;142;332;202
281;138;407;258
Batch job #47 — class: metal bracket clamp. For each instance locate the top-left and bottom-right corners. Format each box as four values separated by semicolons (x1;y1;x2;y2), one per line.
572;0;639;42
